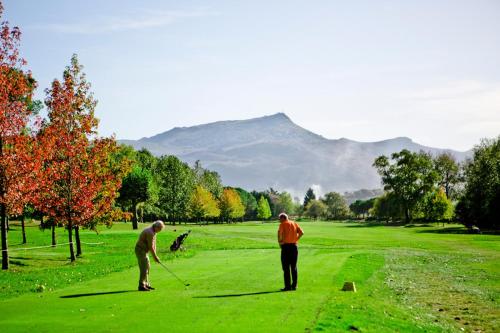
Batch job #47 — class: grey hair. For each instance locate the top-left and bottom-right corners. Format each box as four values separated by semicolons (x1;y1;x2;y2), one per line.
152;220;165;230
279;213;288;220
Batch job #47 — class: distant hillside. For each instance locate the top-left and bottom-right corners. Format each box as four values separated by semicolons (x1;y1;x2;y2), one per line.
120;113;471;196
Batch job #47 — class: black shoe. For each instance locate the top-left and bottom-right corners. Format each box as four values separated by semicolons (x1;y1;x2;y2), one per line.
281;287;291;292
146;285;155;290
291;286;297;291
138;285;150;291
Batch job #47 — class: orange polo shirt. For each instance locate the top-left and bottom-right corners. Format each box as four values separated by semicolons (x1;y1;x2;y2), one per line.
278;219;304;245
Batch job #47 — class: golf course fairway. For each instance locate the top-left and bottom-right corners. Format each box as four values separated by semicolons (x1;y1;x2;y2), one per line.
1;222;498;332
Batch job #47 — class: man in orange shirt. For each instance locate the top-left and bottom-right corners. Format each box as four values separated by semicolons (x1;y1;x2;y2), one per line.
277;212;304;291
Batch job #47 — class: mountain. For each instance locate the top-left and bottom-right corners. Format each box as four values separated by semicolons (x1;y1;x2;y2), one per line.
120;113;471;197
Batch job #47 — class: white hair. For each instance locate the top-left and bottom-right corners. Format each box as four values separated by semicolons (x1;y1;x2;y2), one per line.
279;213;288;220
152;220;165;230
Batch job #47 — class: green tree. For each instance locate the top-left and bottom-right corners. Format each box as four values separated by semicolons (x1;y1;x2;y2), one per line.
322;192;350;220
305;199;327;220
350;198;376;218
422;188;453;222
188;185;220;222
252;191;276;217
303;188;316;207
256;195;272;220
235;188;257;219
156;155;195;224
434;153;460;199
373;149;438;223
219;188;245;222
136;148;157;172
117;165;154;229
193;160;223;199
370;192;404;223
275;191;294;216
456;137;500;229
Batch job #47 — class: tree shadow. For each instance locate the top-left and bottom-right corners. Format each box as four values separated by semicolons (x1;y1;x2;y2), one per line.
9;259;29;266
193;290;282;299
60;290;135;298
417;227;500;235
344;222;405;228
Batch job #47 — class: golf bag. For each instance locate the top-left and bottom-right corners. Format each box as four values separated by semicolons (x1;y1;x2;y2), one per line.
170;230;191;252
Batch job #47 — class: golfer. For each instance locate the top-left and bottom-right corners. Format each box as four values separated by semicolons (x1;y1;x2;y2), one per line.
277;213;304;291
135;220;164;291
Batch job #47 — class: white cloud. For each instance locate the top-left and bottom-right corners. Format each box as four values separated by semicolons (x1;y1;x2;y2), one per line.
31;9;218;34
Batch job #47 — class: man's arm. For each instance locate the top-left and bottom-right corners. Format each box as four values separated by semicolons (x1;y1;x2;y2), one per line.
297;225;304;241
147;233;160;263
277;228;284;245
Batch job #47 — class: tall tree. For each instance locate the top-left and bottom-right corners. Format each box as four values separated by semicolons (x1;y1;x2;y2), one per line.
117;165;154;229
0;3;38;269
422;188;453;222
373;149;438;223
235;187;257;219
303;187;316;207
322;192;350;220
371;192;404;223
275;192;294;216
156;155;194;224
218;188;245;222
305;200;327;220
189;185;220;222
193;160;223;199
256;195;272;220
456;137;500;229
37;55;127;261
434;153;460;199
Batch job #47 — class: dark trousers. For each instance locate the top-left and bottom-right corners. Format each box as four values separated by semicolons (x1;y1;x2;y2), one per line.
281;243;298;289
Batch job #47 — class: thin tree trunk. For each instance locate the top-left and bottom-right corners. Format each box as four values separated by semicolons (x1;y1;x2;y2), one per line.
21;214;26;244
6;215;9;231
1;203;8;270
68;218;76;262
51;223;56;247
132;201;138;230
75;226;82;257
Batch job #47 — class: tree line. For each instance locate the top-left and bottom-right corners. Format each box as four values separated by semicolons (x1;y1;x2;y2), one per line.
371;143;499;230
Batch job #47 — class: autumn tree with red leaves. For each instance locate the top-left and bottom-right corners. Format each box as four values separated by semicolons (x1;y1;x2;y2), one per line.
0;2;39;270
37;54;129;261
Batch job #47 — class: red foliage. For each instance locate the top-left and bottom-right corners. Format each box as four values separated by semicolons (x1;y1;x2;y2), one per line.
0;1;38;269
36;55;129;229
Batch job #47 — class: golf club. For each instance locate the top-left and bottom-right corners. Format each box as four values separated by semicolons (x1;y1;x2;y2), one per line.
159;261;190;287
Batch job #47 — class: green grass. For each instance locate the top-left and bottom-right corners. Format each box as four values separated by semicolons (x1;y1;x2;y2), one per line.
1;221;498;332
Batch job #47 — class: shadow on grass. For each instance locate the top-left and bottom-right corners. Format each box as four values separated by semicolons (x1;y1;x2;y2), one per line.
9;259;29;266
344;222;405;228
193;290;282;298
417;227;500;235
60;290;135;298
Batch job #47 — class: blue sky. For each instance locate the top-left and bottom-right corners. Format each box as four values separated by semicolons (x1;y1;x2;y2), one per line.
3;0;499;151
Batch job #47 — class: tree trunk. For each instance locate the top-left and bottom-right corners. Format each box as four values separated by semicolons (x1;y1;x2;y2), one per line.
21;214;27;244
75;226;82;257
68;219;76;262
132;201;138;230
1;203;8;270
6;215;9;231
51;223;56;247
404;207;410;224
